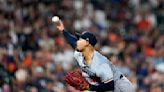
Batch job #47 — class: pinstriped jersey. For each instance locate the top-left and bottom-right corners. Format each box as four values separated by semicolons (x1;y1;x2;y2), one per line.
74;50;122;85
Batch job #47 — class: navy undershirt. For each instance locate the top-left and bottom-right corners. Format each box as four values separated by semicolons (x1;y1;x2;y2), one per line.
63;29;77;49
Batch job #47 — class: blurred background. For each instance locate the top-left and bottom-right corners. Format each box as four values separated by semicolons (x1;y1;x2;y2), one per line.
0;0;164;92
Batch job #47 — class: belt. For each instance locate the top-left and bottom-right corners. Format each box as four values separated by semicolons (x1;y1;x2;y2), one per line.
120;74;123;79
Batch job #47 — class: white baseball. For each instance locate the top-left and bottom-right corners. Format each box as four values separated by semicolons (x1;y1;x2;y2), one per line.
52;16;60;22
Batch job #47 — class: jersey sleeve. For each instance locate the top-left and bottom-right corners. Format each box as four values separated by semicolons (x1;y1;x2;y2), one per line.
63;29;78;49
97;63;113;83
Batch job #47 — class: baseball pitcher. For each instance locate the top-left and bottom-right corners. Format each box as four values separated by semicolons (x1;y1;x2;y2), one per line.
55;20;134;92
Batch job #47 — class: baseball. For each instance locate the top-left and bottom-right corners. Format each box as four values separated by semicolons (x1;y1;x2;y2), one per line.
52;16;60;22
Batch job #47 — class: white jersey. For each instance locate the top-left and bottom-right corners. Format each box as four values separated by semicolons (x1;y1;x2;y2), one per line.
74;50;122;85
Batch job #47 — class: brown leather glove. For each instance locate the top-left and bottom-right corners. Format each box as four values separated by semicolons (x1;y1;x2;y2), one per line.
64;68;90;91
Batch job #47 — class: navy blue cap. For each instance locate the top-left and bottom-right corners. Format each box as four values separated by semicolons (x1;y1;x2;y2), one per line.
76;31;97;46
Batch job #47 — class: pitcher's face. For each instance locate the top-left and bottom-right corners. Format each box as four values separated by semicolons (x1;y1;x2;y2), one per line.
76;38;89;51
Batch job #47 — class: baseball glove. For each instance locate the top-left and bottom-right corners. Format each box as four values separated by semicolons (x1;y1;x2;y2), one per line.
64;68;90;91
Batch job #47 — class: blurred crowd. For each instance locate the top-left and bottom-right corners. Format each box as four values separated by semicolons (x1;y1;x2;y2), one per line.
0;0;164;92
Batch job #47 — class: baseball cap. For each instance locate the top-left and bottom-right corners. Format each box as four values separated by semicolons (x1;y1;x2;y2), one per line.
76;31;97;46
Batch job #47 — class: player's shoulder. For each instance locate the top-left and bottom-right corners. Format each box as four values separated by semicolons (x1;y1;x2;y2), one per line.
94;51;110;63
74;50;81;56
74;50;82;59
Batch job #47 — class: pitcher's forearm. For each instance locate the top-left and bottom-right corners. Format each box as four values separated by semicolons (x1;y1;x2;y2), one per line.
63;29;78;49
